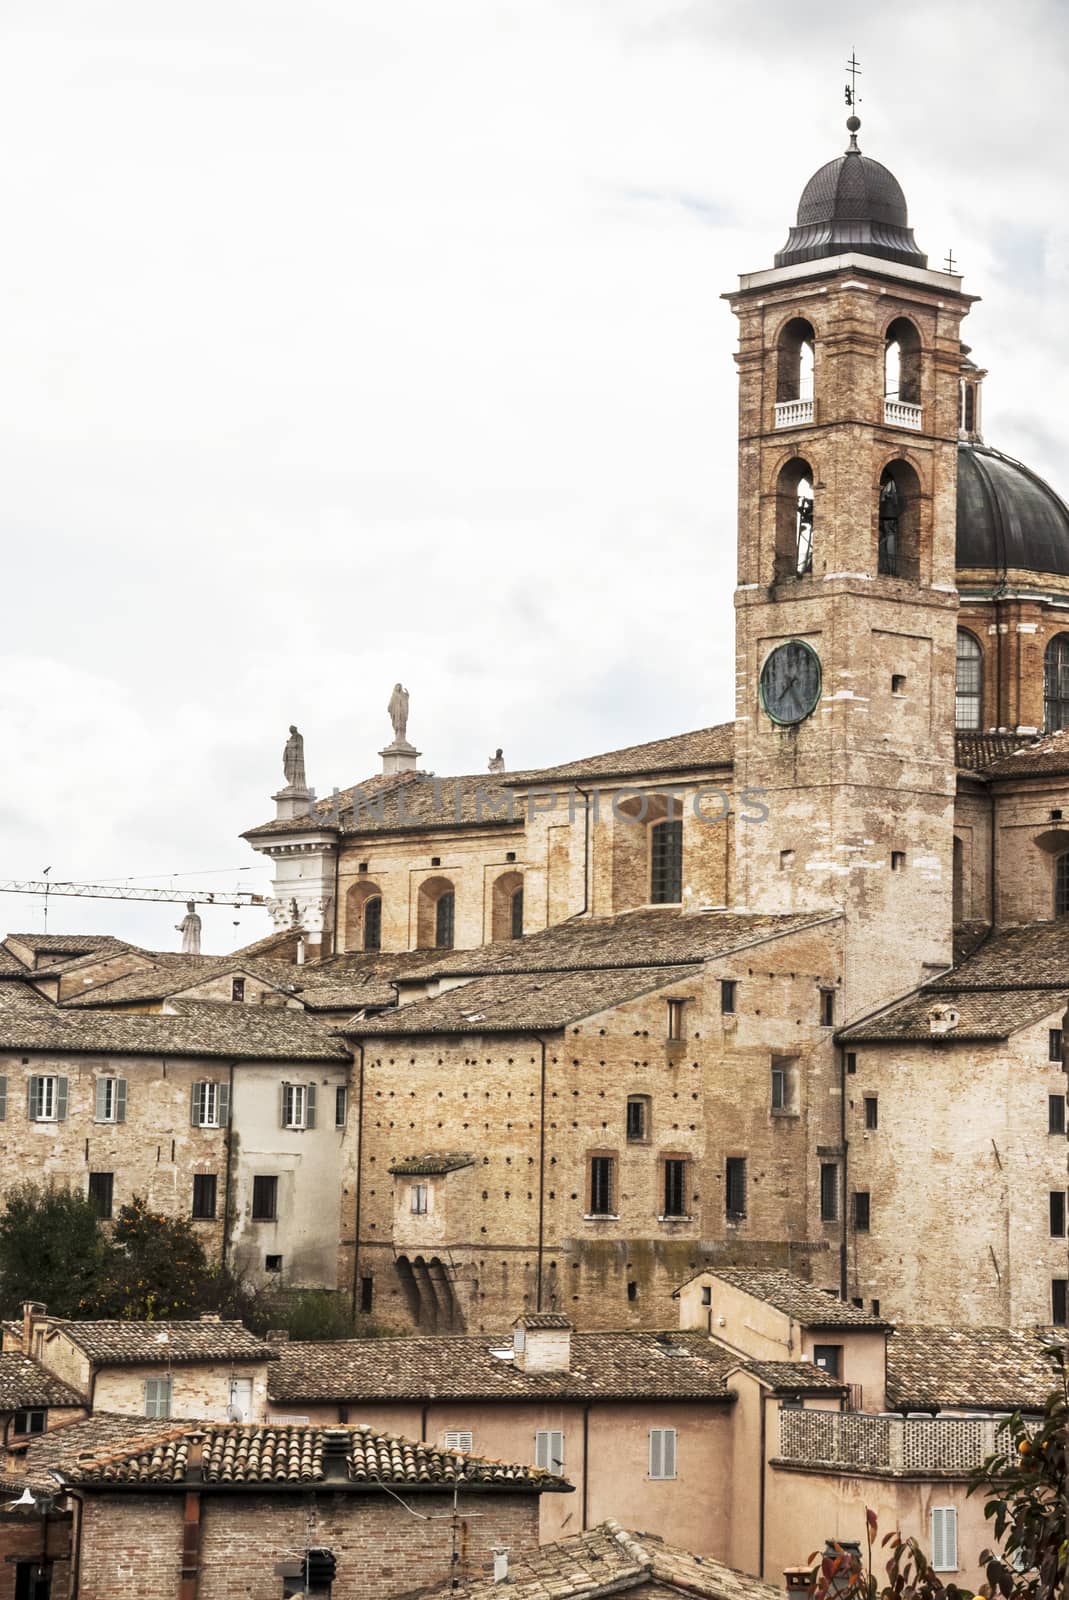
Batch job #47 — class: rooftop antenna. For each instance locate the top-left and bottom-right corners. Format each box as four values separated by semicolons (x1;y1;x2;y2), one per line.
41;867;51;934
844;51;862;150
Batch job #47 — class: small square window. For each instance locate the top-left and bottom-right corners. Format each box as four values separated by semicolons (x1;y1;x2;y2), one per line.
1049;1029;1063;1063
358;861;369;873
891;674;906;694
252;1175;278;1221
812;1344;841;1378
864;1096;878;1130
720;979;736;1015
779;849;795;870
430;856;441;868
265;1254;283;1273
506;851;516;863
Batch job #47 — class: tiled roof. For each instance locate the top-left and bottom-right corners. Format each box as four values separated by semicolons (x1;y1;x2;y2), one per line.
46;1319;274;1366
954;732;1034;773
520;724;735;783
0;1002;350;1061
388;1153;474;1175
350;963;701;1036
54;1422;566;1492
61;954;304;1009
2;1412;194;1494
516;1314;572;1330
425;1520;782;1600
986;727;1069;778
706;1271;890;1329
2;934;138;966
740;1359;847;1394
269;1330;738;1404
0;1353;84;1408
0;981;56;1014
887;1326;1063;1412
930;921;1069;990
398;907;839;983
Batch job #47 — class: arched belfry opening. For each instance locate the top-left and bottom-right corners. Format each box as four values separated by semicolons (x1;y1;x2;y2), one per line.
776;318;815;403
885;317;921;407
774;457;815;580
877;460;921;581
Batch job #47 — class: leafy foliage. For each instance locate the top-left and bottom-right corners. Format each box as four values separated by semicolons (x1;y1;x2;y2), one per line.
0;1182;110;1319
94;1196;216;1320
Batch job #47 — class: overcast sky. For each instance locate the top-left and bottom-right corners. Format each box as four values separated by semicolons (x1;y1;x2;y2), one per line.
2;0;1068;952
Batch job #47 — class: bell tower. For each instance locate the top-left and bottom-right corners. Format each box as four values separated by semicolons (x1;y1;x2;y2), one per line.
728;112;977;1019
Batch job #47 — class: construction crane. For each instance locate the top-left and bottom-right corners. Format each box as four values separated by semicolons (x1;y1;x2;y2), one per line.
0;879;264;908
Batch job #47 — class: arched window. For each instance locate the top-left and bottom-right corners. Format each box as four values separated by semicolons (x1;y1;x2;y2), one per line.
650;818;683;904
955;630;983;730
363;895;382;951
1057;853;1069;918
417;876;456;949
1045;635;1069;732
435;892;455;949
775;458;815;580
877;461;921;581
776;318;815;403
491;870;524;942
885;318;921;406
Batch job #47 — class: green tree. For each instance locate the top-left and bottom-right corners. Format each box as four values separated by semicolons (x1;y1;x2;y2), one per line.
95;1196;215;1321
0;1182;109;1319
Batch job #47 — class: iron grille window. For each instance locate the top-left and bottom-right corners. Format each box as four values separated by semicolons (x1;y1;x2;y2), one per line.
510;887;524;940
589;1157;614;1216
853;1191;871;1232
650;819;683;904
192;1174;217;1220
955;630;982;730
252;1175;278;1221
820;1163;839;1222
1051;1191;1067;1238
864;1096;879;1130
87;1172;114;1220
1050;1095;1066;1135
1050;1029;1063;1063
725;1157;746;1219
626;1097;648;1143
364;896;382;951
1045;635;1069;731
663;1159;687;1217
435;891;455;950
1057;855;1069;918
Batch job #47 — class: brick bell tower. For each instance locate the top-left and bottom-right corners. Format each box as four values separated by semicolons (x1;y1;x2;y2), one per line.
727;110;977;1020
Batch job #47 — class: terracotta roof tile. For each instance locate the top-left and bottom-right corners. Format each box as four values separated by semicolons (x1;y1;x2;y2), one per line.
954;732;1035;773
3;1412;194;1494
387;1153;475;1175
740;1359;847;1394
986;727;1069;778
705;1271;890;1329
0;1002;350;1061
520;724;734;783
887;1326;1063;1411
46;1319;273;1366
0;1353;84;1409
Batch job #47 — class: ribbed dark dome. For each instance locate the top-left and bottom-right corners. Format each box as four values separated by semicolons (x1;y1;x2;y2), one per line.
776;146;927;270
957;444;1069;577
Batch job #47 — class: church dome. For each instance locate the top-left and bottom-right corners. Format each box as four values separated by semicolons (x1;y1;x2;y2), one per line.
776;130;927;270
957;444;1069;578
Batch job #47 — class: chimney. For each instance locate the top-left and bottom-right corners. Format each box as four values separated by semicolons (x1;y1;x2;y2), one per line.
21;1302;46;1357
511;1314;572;1374
492;1549;510;1583
784;1570;815;1597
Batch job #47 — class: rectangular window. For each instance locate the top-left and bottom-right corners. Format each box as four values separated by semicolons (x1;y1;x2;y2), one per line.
144;1378;172;1420
11;1408;45;1436
648;1427;677;1480
192;1174;217;1220
845;1052;857;1075
335;1085;348;1128
535;1430;564;1472
27;1075;67;1123
725;1157;746;1219
1051;1192;1067;1238
232;976;246;1002
589;1156;614;1216
820;989;835;1026
626;1096;648;1143
771;1063;792;1112
666;998;685;1042
443;1430;473;1452
281;1083;306;1130
359;1276;374;1315
191;1080;228;1129
94;1076;127;1124
720;979;736;1015
853;1191;871;1232
864;1096;878;1130
820;1163;839;1222
663;1159;687;1218
1050;1028;1063;1063
930;1508;958;1573
411;1183;429;1215
252;1175;278;1222
1050;1094;1066;1135
650;819;683;905
890;850;906;871
1053;1279;1068;1326
265;1253;282;1273
87;1172;114;1220
812;1344;841;1378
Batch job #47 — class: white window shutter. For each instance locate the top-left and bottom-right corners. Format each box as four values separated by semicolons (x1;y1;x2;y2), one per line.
649;1429;663;1479
27;1077;38;1120
218;1082;230;1126
191;1083;202;1126
0;1075;6;1120
931;1509;957;1572
95;1079;108;1120
663;1427;676;1478
115;1079;127;1124
305;1083;316;1129
56;1078;68;1121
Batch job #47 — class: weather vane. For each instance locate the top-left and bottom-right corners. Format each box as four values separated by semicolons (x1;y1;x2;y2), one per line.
944;248;958;273
844;52;862;109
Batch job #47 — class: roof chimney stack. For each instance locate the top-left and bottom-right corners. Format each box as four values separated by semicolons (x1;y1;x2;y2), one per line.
512;1314;572;1374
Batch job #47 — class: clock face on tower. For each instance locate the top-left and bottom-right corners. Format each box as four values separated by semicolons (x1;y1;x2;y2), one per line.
759;640;822;726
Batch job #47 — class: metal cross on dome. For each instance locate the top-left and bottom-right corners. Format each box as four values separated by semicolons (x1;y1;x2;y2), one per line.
944;249;958;273
844;51;862;108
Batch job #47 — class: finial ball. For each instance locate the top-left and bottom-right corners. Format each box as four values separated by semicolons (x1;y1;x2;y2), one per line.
846;114;861;132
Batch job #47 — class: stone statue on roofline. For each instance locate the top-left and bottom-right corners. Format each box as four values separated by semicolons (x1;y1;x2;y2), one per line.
388;684;410;745
488;748;506;773
282;725;307;790
175;901;202;956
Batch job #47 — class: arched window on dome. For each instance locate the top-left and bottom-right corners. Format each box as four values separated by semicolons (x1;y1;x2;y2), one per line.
776;318;815;405
775;458;815;580
877;460;921;581
885;318;921;407
1056;853;1069;918
955;630;983;730
1045;635;1069;732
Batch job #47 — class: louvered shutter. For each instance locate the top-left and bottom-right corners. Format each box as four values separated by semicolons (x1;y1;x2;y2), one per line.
535;1430;563;1471
95;1078;109;1121
305;1084;316;1129
649;1429;663;1479
191;1083;202;1126
931;1509;957;1572
218;1082;230;1126
280;1082;289;1127
56;1078;68;1121
27;1077;38;1120
115;1079;127;1124
0;1075;6;1120
662;1427;676;1478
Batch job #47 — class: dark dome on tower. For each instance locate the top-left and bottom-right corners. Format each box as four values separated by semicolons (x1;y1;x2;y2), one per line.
957;444;1069;578
776;127;927;270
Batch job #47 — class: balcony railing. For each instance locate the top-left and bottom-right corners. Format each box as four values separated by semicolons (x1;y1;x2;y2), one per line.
774;399;814;429
777;1409;1005;1473
884;399;922;430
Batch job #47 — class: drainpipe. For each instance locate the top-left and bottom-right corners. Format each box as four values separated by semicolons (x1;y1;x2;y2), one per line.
220;1061;237;1274
534;1038;548;1311
179;1437;205;1600
350;1045;366;1317
838;1043;847;1302
758;1391;768;1579
331;840;341;958
581;1402;590;1530
66;1489;84;1599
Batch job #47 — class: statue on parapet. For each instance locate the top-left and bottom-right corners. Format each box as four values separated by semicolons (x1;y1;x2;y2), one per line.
282;725;307;790
488;748;506;773
176;901;202;956
388;684;410;745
